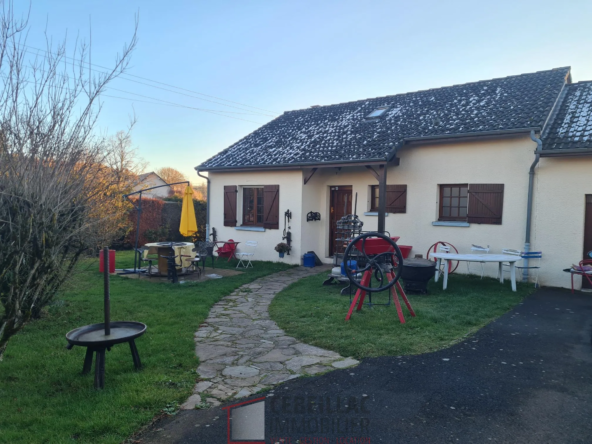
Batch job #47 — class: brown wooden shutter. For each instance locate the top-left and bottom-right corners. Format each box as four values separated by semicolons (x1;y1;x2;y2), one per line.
385;185;407;213
263;185;279;229
223;185;237;227
467;184;504;224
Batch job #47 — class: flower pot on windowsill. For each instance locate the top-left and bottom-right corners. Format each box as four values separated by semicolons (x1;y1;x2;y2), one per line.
279;252;285;258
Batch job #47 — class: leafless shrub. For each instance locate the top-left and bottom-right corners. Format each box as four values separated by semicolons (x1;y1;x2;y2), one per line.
0;2;138;358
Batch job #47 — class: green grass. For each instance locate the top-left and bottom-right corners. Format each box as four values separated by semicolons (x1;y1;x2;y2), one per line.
269;272;536;359
0;251;292;444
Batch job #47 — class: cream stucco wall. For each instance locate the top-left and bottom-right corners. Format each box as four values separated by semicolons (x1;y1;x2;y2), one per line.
208;170;304;264
207;135;589;289
532;156;592;290
301;136;535;280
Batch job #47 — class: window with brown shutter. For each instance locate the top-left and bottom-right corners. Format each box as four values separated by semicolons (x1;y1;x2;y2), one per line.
371;185;407;213
437;183;504;224
467;184;504;225
263;185;280;229
223;185;237;227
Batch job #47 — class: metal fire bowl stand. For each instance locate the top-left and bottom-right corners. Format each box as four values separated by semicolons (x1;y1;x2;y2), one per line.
65;247;147;389
66;321;146;389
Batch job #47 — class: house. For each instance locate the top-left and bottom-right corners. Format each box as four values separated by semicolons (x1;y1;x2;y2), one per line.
133;172;171;199
195;67;592;290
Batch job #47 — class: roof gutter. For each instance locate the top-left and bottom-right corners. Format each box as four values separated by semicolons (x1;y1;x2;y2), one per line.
539;148;592;157
523;130;543;282
196;157;389;172
402;127;540;144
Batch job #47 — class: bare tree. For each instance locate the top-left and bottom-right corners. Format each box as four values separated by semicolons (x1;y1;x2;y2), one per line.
155;166;187;184
155;166;187;196
0;2;138;359
94;128;147;245
192;183;207;201
106;128;147;188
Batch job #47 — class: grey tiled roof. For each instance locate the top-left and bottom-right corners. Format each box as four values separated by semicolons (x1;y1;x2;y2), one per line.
199;67;570;169
543;82;592;151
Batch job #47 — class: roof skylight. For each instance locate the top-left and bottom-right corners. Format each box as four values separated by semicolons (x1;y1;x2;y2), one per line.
366;107;388;119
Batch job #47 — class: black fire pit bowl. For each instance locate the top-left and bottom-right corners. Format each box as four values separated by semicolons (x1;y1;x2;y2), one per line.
65;247;147;389
65;322;147;389
66;321;146;347
401;258;436;294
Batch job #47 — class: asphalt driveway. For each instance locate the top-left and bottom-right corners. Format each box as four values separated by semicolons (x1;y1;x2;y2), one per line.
138;287;592;444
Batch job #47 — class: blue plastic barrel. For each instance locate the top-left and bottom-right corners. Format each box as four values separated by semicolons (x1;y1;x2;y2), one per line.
303;253;316;268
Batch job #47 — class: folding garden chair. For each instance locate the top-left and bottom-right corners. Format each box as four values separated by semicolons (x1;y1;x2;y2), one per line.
136;246;157;278
159;247;179;284
182;247;202;278
235;241;257;268
500;249;542;287
195;241;215;270
467;244;490;278
436;244;450;275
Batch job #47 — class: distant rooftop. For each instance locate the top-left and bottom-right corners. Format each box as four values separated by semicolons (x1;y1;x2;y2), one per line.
198;67;571;170
137;172;167;183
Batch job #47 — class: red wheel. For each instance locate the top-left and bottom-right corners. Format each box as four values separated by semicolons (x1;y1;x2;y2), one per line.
426;241;459;273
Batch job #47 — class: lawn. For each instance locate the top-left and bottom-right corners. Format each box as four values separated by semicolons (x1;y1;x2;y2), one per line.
269;272;536;359
0;251;292;444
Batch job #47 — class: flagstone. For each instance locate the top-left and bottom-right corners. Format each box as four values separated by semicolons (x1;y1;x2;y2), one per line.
253;349;293;362
285;356;322;372
331;358;360;369
223;376;261;387
293;343;341;358
186;264;353;407
194;381;213;393
222;366;260;378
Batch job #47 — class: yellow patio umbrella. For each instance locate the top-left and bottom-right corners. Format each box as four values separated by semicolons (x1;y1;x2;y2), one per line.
179;185;198;237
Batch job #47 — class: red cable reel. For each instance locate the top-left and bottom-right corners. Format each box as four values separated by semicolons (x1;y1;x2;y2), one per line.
426;241;459;274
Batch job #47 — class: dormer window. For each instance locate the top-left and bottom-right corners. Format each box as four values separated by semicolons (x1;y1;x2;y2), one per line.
366;106;389;119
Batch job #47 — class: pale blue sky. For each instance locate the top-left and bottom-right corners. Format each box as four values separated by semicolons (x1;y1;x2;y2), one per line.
16;0;592;183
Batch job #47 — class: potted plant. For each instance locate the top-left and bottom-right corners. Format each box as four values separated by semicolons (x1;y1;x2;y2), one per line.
275;242;291;258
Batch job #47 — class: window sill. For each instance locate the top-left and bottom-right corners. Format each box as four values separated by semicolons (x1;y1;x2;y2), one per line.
432;221;470;227
364;212;389;217
235;226;265;232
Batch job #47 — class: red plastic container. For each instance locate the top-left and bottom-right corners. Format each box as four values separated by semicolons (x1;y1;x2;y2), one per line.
353;236;400;255
399;245;412;259
99;249;116;274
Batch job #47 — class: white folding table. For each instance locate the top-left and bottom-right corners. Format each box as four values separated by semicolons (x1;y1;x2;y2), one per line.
429;253;522;292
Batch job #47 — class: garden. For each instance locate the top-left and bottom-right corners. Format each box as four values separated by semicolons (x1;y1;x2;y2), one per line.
0;252;292;444
270;271;535;359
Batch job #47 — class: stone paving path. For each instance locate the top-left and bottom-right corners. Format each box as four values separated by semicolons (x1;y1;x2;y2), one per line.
181;266;359;409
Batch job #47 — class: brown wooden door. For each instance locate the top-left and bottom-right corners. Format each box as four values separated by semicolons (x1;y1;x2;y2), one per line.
329;186;352;256
583;195;592;288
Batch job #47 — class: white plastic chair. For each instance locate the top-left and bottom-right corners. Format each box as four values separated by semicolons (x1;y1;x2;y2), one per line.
497;248;521;280
467;244;490;278
436;244;450;274
499;249;542;287
235;241;257;268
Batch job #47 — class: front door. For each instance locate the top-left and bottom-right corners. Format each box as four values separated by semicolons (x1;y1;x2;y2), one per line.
329;186;352;256
583;195;592;288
